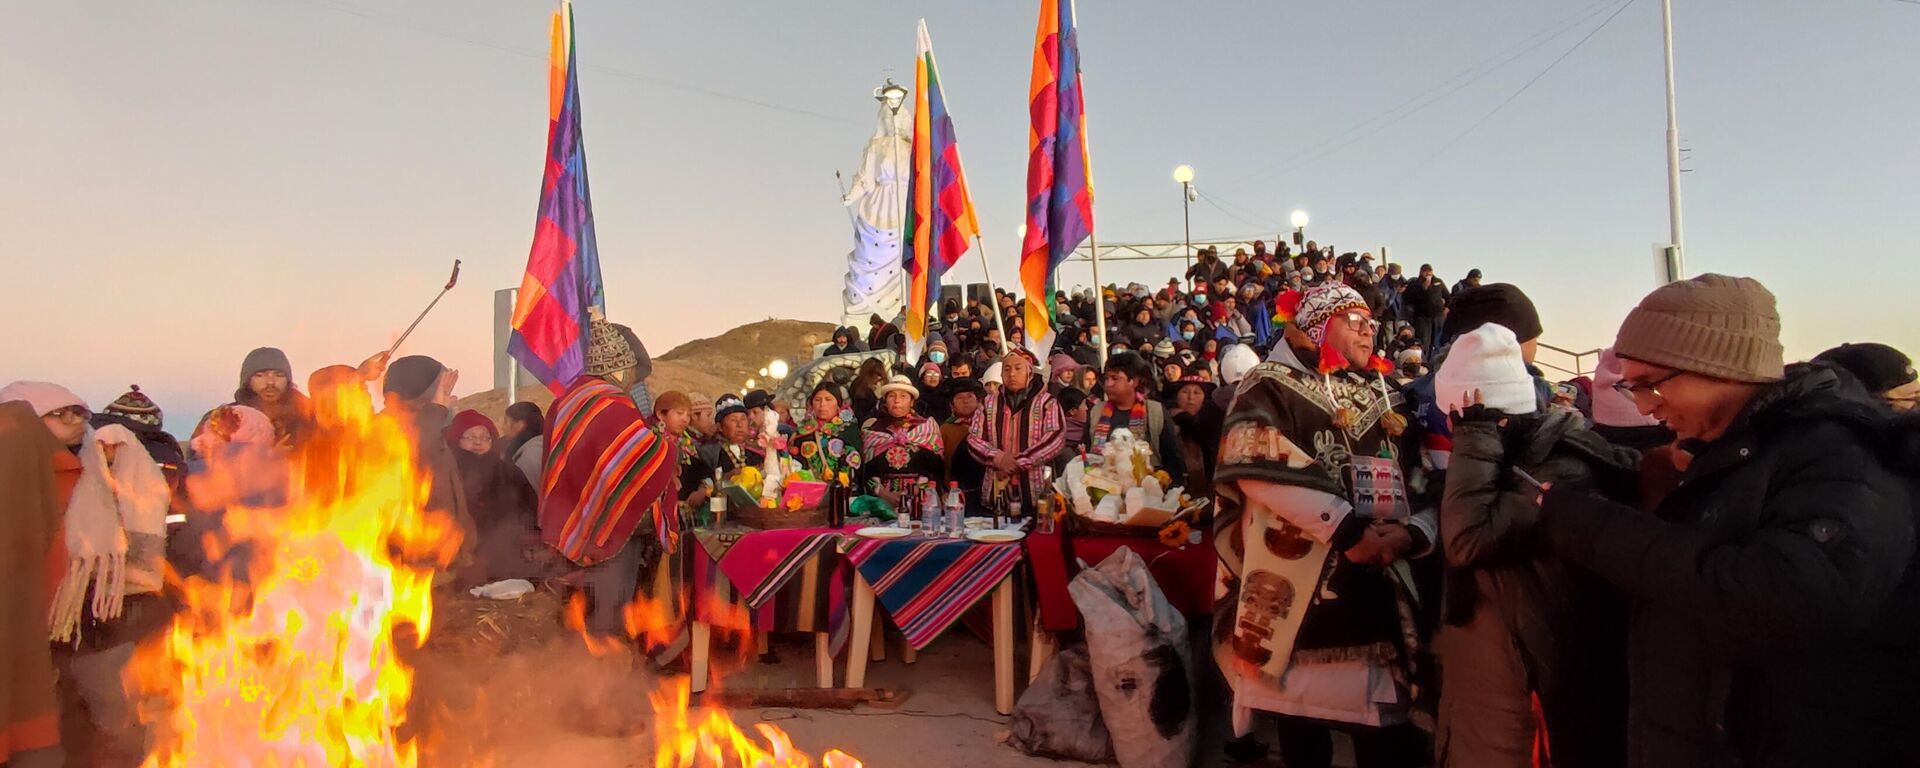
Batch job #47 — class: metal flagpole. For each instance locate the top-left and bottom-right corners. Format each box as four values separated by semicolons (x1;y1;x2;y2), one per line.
1660;0;1686;282
973;236;1012;355
1090;233;1107;364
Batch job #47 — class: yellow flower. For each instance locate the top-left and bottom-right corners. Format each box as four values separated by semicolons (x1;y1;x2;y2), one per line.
785;495;805;511
1158;520;1192;548
838;471;852;486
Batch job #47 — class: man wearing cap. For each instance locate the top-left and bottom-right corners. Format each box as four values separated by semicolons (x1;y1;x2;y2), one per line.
1539;274;1917;767
698;394;764;478
966;349;1065;510
1214;283;1434;767
539;316;682;640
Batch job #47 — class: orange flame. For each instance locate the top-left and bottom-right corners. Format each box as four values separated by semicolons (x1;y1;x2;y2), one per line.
134;385;461;767
650;678;863;768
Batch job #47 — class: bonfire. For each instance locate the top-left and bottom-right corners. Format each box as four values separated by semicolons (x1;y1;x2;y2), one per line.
133;383;862;767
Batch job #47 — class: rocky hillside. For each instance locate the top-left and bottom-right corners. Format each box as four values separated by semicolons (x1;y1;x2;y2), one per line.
454;319;835;424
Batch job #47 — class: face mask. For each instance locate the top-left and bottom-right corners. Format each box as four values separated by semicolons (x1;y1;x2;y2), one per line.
1181;331;1196;341
1193;295;1209;307
929;350;947;364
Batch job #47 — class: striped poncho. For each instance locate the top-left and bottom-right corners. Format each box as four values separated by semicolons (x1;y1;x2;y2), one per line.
540;376;680;566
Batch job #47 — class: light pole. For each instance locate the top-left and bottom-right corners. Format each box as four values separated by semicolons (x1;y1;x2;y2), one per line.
1173;165;1195;292
1659;0;1686;283
1290;209;1310;258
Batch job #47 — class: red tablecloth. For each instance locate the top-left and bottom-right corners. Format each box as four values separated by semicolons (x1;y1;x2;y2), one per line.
1025;527;1217;632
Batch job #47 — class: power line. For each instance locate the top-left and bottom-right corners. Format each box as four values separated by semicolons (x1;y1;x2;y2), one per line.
1226;0;1622;187
1194;188;1283;233
1405;0;1641;175
279;0;859;125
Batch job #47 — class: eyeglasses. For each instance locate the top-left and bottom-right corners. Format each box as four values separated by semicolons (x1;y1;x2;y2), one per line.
1337;310;1379;332
1611;368;1684;400
46;407;90;424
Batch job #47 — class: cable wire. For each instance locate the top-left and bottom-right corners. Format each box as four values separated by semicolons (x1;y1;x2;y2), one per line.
280;0;859;125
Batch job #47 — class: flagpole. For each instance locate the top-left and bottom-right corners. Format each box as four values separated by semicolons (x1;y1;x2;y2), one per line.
1068;0;1105;365
972;235;1012;355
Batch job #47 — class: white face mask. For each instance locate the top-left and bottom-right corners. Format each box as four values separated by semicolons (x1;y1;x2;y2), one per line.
929;350;947;364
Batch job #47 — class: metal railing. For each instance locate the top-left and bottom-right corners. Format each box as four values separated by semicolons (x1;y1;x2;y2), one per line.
1535;342;1600;379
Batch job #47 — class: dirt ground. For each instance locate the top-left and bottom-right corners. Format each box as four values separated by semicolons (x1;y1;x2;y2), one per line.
407;590;1344;768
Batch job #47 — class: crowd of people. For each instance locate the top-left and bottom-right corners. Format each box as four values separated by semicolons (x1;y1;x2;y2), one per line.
5;235;1920;768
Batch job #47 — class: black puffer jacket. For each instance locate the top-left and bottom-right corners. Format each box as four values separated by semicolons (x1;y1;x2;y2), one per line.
1540;365;1918;768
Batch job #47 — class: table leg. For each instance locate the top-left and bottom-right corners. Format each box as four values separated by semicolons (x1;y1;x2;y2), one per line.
901;642;917;665
1028;615;1057;683
756;631;770;656
846;575;875;688
993;576;1016;715
815;633;833;689
869;614;886;662
691;620;711;693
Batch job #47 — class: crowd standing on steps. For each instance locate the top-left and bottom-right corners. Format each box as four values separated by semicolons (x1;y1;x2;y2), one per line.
5;235;1918;768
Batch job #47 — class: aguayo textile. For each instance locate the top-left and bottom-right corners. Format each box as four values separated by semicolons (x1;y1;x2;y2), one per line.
540;376;680;565
691;524;859;654
847;537;1023;649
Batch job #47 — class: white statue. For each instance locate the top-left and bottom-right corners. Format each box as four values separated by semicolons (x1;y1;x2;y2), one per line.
840;82;912;329
758;407;787;507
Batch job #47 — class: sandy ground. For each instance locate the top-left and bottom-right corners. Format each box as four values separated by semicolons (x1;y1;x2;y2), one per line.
412;628;1092;768
405;588;1353;768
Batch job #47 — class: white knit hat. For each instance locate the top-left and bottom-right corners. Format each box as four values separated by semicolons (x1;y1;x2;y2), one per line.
1434;324;1538;416
982;362;1003;386
1219;344;1261;386
1591;347;1659;428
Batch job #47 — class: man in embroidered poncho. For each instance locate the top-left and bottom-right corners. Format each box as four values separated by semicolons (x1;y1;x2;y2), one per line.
967;349;1065;512
1213;283;1436;768
540;315;681;641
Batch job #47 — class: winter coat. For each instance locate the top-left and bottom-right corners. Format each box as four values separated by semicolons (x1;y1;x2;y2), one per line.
1408;276;1450;318
1540;365;1918;768
1437;409;1637;768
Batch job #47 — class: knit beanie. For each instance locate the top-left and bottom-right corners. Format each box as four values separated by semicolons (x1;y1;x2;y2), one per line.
1813;342;1916;392
1219;343;1261;386
982;362;1003;386
103;385;163;428
1614;274;1784;383
1294;283;1370;345
654;390;692;416
1591;348;1659;428
1434;324;1538;415
240;347;292;386
584;316;639;377
443;409;498;447
0;380;86;417
383;355;445;401
1442;283;1542;343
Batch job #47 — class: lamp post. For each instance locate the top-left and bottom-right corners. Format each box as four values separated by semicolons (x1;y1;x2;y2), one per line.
768;359;789;381
1290;209;1310;256
1173;165;1195;292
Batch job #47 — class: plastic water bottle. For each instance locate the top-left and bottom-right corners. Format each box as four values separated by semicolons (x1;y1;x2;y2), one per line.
944;482;966;537
920;484;943;535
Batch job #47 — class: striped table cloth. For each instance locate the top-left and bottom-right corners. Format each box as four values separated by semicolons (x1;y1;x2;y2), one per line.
846;537;1025;650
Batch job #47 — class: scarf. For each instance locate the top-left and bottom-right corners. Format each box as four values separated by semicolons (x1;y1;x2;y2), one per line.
49;425;169;643
861;415;942;471
1093;399;1148;447
1063;415;1087;446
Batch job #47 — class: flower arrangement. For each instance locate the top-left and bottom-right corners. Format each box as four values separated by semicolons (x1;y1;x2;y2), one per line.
1157;519;1193;548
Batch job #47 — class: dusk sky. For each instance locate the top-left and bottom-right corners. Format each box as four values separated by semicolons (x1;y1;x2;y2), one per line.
4;0;1916;432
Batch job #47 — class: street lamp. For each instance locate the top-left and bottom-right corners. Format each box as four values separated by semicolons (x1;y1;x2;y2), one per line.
1173;165;1195;291
1290;209;1310;253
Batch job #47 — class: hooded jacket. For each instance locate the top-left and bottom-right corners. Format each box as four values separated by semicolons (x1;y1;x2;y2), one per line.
1540;365;1918;768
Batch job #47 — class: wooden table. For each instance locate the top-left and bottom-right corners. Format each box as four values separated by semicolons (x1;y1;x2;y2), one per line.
840;535;1026;715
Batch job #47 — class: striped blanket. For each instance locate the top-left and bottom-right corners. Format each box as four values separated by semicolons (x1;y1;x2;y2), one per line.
848;537;1024;649
540;376;680;566
692;525;854;654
